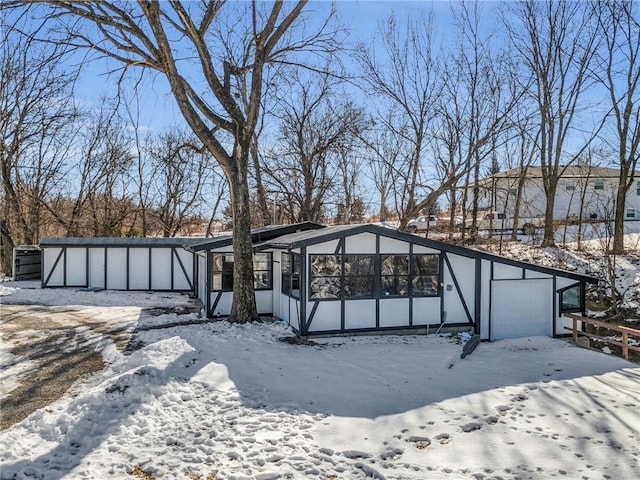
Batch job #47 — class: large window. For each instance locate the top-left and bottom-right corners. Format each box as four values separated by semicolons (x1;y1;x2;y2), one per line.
381;255;409;296
282;252;300;298
344;255;374;298
411;255;439;296
310;254;341;300
211;252;272;291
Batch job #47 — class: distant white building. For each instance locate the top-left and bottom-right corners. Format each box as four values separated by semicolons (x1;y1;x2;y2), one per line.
465;166;640;222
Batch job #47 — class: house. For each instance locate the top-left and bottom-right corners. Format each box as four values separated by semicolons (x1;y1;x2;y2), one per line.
465;166;640;222
40;223;597;341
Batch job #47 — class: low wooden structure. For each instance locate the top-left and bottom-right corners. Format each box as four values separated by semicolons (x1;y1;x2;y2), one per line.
565;313;640;361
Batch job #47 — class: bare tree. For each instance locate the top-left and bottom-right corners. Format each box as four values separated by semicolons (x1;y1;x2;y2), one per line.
356;12;441;229
144;129;212;237
594;0;640;254
23;1;337;322
0;16;78;273
505;0;601;247
263;72;366;223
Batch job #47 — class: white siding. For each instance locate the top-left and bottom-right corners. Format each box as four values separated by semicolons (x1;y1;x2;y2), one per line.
173;248;193;290
412;297;441;326
151;248;172;290
129;248;150;290
307;241;339;254
43;247;64;286
413;245;440;254
525;270;551;280
480;259;491;340
65;248;86;286
344;300;376;329
307;301;341;332
491;279;552;340
197;254;207;306
379;299;409;327
272;250;281;316
256;290;273;314
106;248;127;290
345;233;376;253
379;237;410;254
443;254;475;324
493;263;523;280
88;248;105;289
211;291;233;315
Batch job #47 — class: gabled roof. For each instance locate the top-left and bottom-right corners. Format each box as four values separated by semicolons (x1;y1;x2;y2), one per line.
185;222;324;252
256;223;598;284
40;237;203;248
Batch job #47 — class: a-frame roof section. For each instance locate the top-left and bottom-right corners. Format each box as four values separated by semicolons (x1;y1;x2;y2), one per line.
256;223;598;284
185;221;324;252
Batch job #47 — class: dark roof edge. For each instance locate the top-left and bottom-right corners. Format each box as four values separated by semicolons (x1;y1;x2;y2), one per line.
40;237;202;247
257;224;599;284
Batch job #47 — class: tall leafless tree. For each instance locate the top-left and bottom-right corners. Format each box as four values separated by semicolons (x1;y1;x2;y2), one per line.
594;0;640;254
0;16;79;274
357;12;441;229
263;72;366;223
23;1;337;322
505;0;601;247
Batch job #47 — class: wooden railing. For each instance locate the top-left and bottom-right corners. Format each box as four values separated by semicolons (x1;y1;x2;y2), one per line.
564;313;640;361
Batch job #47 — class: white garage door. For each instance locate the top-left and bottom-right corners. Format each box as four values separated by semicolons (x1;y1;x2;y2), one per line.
491;279;553;340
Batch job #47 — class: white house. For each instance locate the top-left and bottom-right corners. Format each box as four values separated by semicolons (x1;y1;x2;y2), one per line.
466;166;640;222
40;223;597;342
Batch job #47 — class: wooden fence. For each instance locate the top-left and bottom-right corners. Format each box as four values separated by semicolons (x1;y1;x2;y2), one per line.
564;313;640;361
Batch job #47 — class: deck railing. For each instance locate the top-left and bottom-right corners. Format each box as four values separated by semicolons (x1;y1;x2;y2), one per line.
564;313;640;361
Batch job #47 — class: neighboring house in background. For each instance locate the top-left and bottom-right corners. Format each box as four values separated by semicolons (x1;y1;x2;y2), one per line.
464;166;640;223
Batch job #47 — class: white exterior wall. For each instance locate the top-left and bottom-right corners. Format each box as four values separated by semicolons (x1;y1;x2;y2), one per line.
307;301;341;332
65;248;87;286
480;259;492;340
345;300;376;329
129;248;150;290
272;250;282;316
442;254;475;325
88;248;105;289
412;297;441;326
151;249;172;290
345;233;376;253
379;237;410;254
197;254;206;306
555;276;582;336
493;263;523;280
106;248;127;290
43;247;64;286
173;248;193;290
476;176;640;221
379;299;409;327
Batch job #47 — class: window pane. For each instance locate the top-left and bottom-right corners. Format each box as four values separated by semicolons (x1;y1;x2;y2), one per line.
561;286;581;311
382;255;408;275
310;276;341;299
310;255;341;276
253;252;270;270
381;275;408;296
344;255;373;276
345;276;373;298
413;275;439;296
254;271;271;289
292;254;300;274
213;255;224;271
222;272;233;290
212;273;222;291
413;255;438;275
282;253;290;274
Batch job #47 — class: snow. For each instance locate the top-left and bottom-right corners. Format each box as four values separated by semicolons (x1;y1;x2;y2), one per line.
1;284;638;479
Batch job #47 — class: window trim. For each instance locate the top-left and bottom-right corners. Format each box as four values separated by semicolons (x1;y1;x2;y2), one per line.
558;283;582;314
281;252;301;299
211;252;273;292
308;252;441;301
343;254;375;300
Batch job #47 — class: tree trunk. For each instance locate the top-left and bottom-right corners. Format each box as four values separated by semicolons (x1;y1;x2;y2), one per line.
228;146;259;323
0;218;14;276
612;172;628;254
541;180;557;247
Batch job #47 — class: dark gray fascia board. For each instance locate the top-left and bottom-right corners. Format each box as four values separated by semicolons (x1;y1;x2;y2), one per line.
40;237;203;248
185;222;325;252
256;223;599;285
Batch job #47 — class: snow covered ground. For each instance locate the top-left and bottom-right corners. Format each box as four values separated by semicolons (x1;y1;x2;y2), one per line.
1;284;638;480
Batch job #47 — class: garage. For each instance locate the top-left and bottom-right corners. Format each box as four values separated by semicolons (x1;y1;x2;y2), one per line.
490;278;553;340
